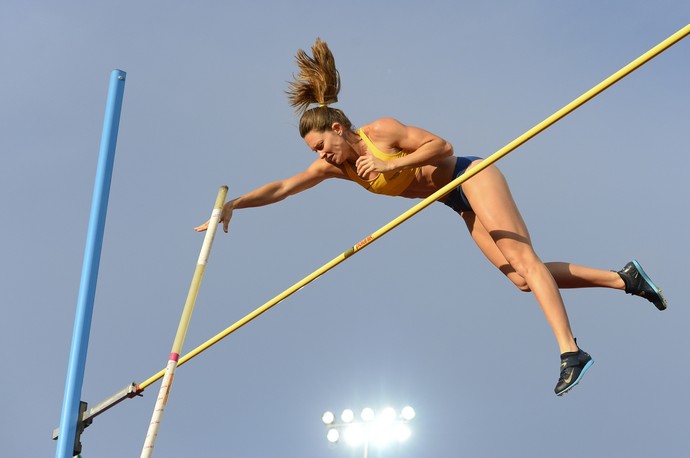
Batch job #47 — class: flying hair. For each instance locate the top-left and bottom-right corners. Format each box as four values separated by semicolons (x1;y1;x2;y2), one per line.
287;38;341;115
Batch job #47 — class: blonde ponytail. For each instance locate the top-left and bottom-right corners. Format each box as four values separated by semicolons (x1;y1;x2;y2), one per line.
287;38;341;115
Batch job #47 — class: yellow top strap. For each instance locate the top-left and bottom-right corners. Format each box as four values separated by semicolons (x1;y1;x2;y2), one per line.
357;128;407;160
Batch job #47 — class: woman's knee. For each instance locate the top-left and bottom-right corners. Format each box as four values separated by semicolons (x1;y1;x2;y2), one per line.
501;249;547;291
500;265;532;292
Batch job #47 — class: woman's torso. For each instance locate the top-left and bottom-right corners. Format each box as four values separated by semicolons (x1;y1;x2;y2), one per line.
339;124;459;199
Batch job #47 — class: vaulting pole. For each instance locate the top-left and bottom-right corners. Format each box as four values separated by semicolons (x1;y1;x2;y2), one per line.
133;23;689;392
140;186;228;458
56;69;126;458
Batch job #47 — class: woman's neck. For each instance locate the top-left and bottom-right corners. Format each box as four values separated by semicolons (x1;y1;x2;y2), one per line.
343;129;366;158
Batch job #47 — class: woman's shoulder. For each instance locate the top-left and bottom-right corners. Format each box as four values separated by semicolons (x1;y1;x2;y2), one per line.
306;157;348;179
362;117;405;132
360;118;407;143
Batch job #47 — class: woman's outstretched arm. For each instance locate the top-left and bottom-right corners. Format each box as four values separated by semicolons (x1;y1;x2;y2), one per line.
195;159;341;233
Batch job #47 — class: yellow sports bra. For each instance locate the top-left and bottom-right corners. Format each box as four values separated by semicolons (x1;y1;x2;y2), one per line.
343;128;419;196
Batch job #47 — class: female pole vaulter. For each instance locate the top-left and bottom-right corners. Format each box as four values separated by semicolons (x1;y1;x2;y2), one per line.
196;38;666;396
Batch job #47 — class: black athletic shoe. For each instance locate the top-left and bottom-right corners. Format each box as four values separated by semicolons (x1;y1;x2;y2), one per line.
617;260;667;311
555;346;594;396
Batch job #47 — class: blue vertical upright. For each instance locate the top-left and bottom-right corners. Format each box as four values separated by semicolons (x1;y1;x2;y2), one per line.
56;69;127;458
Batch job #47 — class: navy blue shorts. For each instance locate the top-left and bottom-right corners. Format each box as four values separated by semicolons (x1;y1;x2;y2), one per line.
442;156;482;213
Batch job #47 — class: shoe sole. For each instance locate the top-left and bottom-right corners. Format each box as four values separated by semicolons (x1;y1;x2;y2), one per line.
556;359;594;396
631;259;667;311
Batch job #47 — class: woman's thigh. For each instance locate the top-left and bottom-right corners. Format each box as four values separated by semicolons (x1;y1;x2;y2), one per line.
461;161;536;265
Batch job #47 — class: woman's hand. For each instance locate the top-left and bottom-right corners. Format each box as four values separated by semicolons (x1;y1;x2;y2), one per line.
355;151;391;177
194;201;235;233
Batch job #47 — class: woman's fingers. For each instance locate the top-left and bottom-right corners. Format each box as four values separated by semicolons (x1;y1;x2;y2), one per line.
194;220;210;232
356;154;374;176
220;204;234;233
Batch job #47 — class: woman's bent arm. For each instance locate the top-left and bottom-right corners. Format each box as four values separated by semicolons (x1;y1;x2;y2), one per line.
356;118;454;176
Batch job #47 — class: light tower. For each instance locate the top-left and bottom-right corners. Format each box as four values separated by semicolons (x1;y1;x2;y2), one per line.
321;406;416;457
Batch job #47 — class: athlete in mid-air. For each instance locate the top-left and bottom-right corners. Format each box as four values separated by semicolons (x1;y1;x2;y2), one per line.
196;38;666;395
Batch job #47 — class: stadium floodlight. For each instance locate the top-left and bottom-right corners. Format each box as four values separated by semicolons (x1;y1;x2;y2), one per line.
394;423;411;442
326;428;340;443
343;423;365;447
360;407;375;422
322;411;336;425
401;406;416;421
341;409;355;423
380;407;396;423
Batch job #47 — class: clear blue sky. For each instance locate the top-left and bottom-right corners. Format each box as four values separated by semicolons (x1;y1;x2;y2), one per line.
2;2;688;457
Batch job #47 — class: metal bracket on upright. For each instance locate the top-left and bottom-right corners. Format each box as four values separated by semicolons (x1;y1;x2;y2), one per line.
52;383;142;454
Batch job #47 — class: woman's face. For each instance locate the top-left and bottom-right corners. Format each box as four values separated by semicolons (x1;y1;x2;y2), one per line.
303;125;351;165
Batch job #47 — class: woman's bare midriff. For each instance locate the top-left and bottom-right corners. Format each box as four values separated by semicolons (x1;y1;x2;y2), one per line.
398;156;459;199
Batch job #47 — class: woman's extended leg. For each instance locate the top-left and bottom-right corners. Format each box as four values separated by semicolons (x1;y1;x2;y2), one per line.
461;211;625;291
460;191;667;311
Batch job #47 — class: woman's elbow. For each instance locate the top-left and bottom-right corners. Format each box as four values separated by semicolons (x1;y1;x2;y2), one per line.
442;140;454;157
